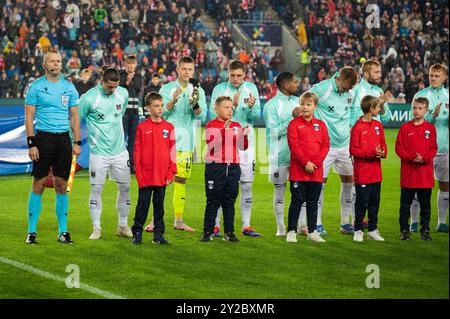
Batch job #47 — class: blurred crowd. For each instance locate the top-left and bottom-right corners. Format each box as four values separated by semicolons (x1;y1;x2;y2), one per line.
0;0;448;103
271;0;449;101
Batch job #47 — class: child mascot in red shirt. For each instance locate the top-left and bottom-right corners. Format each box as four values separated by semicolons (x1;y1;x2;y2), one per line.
286;92;330;243
131;92;177;245
201;96;250;242
350;95;387;242
395;97;438;241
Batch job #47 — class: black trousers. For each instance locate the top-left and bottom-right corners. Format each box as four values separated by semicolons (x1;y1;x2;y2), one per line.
203;163;240;234
132;186;166;235
399;188;432;233
122;109;139;170
354;183;381;232
288;181;322;233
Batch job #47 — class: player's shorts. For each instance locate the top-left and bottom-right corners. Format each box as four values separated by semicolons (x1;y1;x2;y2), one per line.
32;131;72;180
434;153;449;182
89;150;130;184
269;166;289;184
239;145;255;182
323;146;353;178
175;151;193;179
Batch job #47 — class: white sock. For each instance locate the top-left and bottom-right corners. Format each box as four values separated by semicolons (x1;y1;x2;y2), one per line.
351;185;356;224
89;184;104;229
299;203;307;227
117;182;131;227
273;183;286;227
240;182;253;228
438;191;449;225
340;183;353;225
410;195;420;224
317;184;325;226
215;207;221;228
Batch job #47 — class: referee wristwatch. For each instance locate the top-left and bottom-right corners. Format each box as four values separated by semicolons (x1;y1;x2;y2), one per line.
73;140;82;146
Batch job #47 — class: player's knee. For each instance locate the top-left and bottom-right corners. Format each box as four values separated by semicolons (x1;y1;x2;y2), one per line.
117;182;130;195
90;184;104;196
54;177;68;194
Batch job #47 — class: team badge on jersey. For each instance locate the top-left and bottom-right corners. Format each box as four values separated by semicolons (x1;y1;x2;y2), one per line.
233;127;239;134
116;104;122;111
313;123;320;131
425;130;430;139
163;129;169;138
61;95;69;107
374;126;380;135
347;97;352;104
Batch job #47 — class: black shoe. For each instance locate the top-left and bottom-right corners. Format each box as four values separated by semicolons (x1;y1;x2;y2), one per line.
421;230;432;241
223;232;239;242
200;232;213;242
58;232;74;244
26;232;37;244
132;232;142;245
153;235;169;244
400;230;411;241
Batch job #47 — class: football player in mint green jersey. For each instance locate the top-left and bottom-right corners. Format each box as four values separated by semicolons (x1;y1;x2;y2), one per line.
144;56;206;233
263;72;308;236
350;60;393;127
410;63;449;233
209;60;262;238
78;66;133;241
24;49;81;245
307;66;359;236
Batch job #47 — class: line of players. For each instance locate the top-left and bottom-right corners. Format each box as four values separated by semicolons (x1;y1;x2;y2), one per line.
24;50;449;244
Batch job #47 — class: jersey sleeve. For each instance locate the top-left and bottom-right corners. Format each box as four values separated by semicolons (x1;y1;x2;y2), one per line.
69;84;80;108
159;84;172;115
25;82;38;106
194;86;207;122
77;92;91;121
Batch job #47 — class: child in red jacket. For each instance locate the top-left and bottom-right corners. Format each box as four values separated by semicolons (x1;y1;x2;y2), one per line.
131;92;177;245
395;97;438;241
350;96;387;242
201;96;250;242
286;92;330;243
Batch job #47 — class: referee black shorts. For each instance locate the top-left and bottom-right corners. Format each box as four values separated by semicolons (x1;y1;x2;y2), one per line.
32;131;72;180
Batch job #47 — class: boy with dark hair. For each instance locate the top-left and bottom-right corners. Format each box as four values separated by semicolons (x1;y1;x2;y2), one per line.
201;96;250;242
350;95;387;242
131;92;177;245
396;97;438;240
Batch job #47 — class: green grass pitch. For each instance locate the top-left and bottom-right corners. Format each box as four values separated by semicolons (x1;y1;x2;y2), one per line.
0;128;448;299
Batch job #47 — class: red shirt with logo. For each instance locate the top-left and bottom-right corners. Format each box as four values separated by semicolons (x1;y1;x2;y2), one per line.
350;118;387;184
205;118;248;164
134;118;177;188
287;116;330;182
395;120;438;188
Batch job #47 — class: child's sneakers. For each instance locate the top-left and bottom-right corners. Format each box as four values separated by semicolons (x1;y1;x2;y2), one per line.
200;232;213;242
286;230;297;243
421;230;432;241
400;230;411;240
153;234;169;244
223;232;239;242
307;231;326;243
409;222;419;233
132;232;142;245
367;229;384;241
353;230;364;242
436;223;449;233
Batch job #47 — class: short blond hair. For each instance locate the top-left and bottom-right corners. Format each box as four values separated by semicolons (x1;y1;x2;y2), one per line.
300;92;318;106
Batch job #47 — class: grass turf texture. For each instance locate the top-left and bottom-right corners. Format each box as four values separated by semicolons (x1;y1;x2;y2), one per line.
0;128;448;299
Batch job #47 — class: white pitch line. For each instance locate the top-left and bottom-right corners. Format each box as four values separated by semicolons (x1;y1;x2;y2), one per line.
0;256;126;299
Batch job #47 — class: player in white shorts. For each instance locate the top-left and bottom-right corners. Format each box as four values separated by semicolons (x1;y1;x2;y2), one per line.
78;66;133;240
